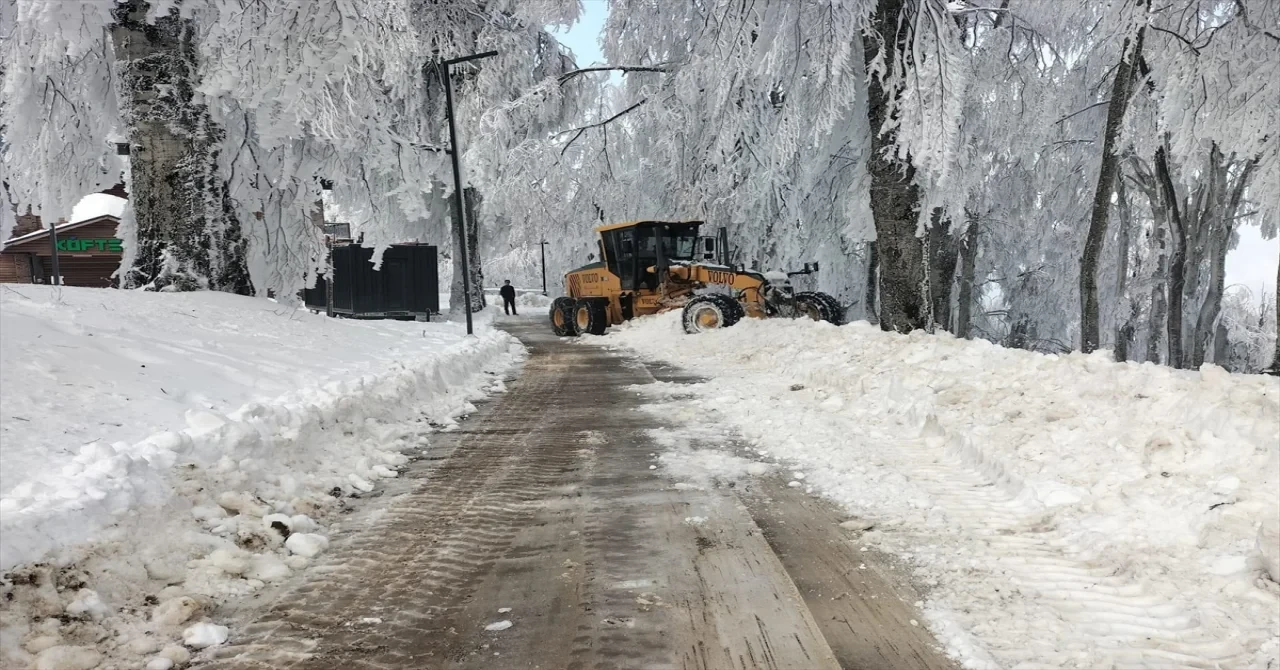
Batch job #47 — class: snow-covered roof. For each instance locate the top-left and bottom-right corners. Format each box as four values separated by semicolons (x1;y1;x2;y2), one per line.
70;193;127;222
2;215;120;249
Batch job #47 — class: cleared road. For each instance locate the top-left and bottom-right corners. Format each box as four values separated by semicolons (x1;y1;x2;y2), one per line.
199;321;954;670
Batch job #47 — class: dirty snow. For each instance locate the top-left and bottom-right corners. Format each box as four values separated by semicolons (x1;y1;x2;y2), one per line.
605;312;1280;669
1;285;520;668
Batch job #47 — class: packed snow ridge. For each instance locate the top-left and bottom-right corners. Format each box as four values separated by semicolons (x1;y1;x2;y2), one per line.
0;286;521;669
605;312;1280;669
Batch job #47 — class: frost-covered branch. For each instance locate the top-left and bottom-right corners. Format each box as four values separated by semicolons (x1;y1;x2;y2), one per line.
555;98;648;155
557;64;673;84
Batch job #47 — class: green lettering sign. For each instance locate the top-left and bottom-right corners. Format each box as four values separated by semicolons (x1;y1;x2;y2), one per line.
56;238;124;253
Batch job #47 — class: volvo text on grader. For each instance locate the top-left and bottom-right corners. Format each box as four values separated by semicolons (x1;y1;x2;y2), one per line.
549;220;843;336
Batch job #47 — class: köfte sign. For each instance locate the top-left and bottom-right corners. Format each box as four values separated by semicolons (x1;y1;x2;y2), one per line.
57;237;123;253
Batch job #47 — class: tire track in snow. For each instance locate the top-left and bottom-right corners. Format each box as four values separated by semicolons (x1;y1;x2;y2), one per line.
633;374;1263;669
199;355;582;669
888;435;1260;669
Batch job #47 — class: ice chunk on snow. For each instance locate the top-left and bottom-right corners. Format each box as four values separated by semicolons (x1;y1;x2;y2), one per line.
484;620;513;631
185;410;228;433
245;554;291;582
158;645;190;665
1207;555;1248;576
262;513;293;536
347;474;375;492
191;505;228;523
1257;516;1280;583
289;514;319;533
285;533;329;558
25;635;63;654
182;622;229;648
65;589;108;621
208;548;250;575
33;646;103;670
1212;476;1241;494
218;491;270;517
128;637;161;655
146;658;174;670
498;607;512;613
152;597;202;627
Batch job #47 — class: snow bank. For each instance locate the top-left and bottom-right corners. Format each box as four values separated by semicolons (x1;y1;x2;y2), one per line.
1;286;519;667
0;286;514;568
605;313;1280;669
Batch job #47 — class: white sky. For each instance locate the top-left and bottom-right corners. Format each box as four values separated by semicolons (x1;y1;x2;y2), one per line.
1226;224;1278;303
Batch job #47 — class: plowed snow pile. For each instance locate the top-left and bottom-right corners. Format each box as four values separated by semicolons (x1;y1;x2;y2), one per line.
605;312;1280;669
1;285;519;668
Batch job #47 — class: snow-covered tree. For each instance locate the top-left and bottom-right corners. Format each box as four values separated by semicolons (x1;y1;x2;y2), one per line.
1;0;123;247
3;0;581;303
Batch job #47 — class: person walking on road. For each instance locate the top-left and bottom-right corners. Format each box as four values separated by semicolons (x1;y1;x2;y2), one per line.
500;280;517;315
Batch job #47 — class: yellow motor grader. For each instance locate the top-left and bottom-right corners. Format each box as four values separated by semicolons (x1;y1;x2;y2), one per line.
549;220;842;336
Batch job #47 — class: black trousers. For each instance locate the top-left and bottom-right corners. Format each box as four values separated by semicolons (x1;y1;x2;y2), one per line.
503;297;517;315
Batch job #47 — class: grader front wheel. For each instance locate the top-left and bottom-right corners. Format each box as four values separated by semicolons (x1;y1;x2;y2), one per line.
682;294;744;334
550;297;578;337
574;298;609;335
794;291;844;325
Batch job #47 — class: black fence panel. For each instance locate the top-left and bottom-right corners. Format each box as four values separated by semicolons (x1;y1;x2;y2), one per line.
304;244;439;319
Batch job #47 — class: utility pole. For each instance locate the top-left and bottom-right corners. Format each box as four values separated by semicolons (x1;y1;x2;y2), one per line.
441;50;497;336
540;240;549;295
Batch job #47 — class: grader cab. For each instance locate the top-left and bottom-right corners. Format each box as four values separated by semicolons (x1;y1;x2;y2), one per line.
549;220;842;336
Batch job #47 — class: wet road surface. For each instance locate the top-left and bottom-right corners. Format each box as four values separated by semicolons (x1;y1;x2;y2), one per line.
198;320;954;670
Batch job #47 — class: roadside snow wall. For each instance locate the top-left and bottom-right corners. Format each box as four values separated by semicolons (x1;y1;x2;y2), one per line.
605;312;1280;669
0;287;518;570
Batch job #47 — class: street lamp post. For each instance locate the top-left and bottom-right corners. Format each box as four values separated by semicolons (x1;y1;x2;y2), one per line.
441;50;498;336
540;240;549;295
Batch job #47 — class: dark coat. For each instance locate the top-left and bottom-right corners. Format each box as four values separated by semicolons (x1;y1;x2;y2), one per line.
499;285;516;301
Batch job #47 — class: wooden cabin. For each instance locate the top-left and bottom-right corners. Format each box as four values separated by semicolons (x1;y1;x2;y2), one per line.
0;215;124;287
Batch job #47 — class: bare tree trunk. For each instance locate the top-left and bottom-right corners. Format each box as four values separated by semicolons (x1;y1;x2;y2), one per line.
449;187;486;315
1190;225;1228;368
865;241;879;323
1212;320;1229;367
112;0;250;293
1154;144;1188;369
927;209;960;332
1191;159;1254;368
956;208;979;339
864;0;927;334
1079;14;1146;353
1269;258;1280;376
1114;178;1135;361
1146;215;1168;364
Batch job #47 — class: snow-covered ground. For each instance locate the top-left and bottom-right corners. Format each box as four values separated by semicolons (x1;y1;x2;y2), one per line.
0;285;520;668
603;313;1280;669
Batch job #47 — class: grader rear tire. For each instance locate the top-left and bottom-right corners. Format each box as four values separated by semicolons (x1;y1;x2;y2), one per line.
795;291;844;325
574;298;609;335
682;294;744;334
550;297;578;336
